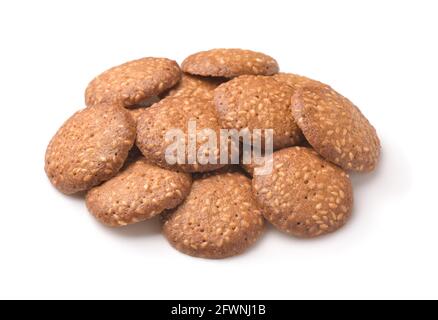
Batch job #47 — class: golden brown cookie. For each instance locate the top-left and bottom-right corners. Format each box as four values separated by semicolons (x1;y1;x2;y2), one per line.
214;75;303;149
86;158;192;227
162;172;265;259
182;49;279;78
45;104;136;194
136;94;225;172
165;73;224;100
85;57;181;108
292;85;380;172
252;147;353;238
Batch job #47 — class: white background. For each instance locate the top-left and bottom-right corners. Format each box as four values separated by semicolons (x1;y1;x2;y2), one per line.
0;0;437;300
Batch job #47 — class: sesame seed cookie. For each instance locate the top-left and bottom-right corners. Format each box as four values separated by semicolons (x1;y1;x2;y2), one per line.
252;147;353;238
45;104;136;194
136;94;225;173
85;57;181;108
214;75;303;149
291;85;380;172
165;73;224;100
86;158;192;227
182;49;279;78
273;72;328;91
162;172;265;259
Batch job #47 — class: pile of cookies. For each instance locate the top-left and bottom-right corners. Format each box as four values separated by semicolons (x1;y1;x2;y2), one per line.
45;49;380;259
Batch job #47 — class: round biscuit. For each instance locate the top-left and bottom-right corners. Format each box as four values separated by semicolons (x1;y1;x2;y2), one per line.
162;172;265;259
291;85;381;172
86;158;192;227
182;49;279;78
252;147;353;238
45;104;136;194
85;57;181;108
136;94;225;172
214;75;303;149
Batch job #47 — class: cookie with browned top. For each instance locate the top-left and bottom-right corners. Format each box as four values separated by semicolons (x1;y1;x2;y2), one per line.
214;75;303;149
86;158;192;227
292;85;380;171
162;171;265;259
45;104;136;194
85;57;181;108
136;94;225;172
182;49;279;78
253;147;353;238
